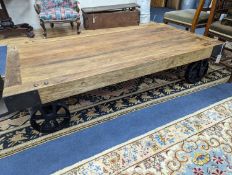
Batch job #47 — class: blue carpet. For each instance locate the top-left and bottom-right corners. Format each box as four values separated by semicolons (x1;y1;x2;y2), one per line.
0;83;231;175
0;46;7;76
150;7;173;23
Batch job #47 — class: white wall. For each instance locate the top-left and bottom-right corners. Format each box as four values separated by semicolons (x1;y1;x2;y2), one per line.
5;0;136;29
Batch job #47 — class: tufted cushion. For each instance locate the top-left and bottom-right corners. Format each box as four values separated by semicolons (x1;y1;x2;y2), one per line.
36;0;80;12
39;7;79;20
164;9;209;26
209;21;232;40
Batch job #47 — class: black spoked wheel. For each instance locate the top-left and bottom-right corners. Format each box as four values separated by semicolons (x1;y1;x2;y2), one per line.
185;60;209;84
30;103;70;133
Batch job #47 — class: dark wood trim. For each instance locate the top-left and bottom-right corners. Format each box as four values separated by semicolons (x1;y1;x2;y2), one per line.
82;3;140;13
163;18;207;29
191;0;206;33
0;0;34;38
208;30;232;42
229;74;232;82
204;0;218;36
0;0;9;20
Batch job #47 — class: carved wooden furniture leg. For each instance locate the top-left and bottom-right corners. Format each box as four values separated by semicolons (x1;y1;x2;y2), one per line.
40;20;47;38
50;23;54;28
0;0;34;38
76;19;81;34
0;76;3;98
70;21;74;29
229;56;232;83
229;74;232;83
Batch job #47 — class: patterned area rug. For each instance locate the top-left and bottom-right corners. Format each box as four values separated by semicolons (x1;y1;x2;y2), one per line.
54;97;232;175
0;63;231;159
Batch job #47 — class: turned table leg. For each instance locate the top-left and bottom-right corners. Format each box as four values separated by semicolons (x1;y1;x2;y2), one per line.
76;19;81;34
70;21;74;29
229;74;232;83
40;20;47;38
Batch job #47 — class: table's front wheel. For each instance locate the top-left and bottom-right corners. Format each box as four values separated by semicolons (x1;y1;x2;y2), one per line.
30;103;70;133
185;60;209;84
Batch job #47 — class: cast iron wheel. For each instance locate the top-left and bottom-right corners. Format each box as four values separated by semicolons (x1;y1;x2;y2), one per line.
30;103;70;133
185;60;209;84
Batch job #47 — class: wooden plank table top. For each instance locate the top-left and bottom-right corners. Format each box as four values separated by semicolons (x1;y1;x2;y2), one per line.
2;23;221;109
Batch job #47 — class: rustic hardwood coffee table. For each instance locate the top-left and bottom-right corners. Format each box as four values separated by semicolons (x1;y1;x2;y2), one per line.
0;23;221;133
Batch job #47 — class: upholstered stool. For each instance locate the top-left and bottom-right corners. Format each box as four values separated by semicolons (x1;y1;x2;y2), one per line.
164;9;209;28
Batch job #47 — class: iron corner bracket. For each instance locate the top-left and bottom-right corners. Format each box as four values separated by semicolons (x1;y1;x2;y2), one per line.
3;90;42;113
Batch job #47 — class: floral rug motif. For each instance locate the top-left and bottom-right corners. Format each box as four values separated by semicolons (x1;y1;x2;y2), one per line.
53;97;232;175
0;63;231;159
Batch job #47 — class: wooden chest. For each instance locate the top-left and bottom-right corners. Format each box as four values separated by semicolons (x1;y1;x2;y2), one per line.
151;0;166;7
82;3;140;30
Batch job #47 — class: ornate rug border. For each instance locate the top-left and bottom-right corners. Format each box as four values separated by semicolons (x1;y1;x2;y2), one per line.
53;96;232;175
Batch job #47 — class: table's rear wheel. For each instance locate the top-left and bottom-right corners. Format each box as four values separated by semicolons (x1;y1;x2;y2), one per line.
185;60;209;84
30;103;70;133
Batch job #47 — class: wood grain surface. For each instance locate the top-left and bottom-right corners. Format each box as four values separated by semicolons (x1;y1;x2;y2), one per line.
2;23;221;104
4;47;21;87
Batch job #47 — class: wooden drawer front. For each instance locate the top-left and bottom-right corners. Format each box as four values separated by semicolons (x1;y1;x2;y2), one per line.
83;10;140;30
